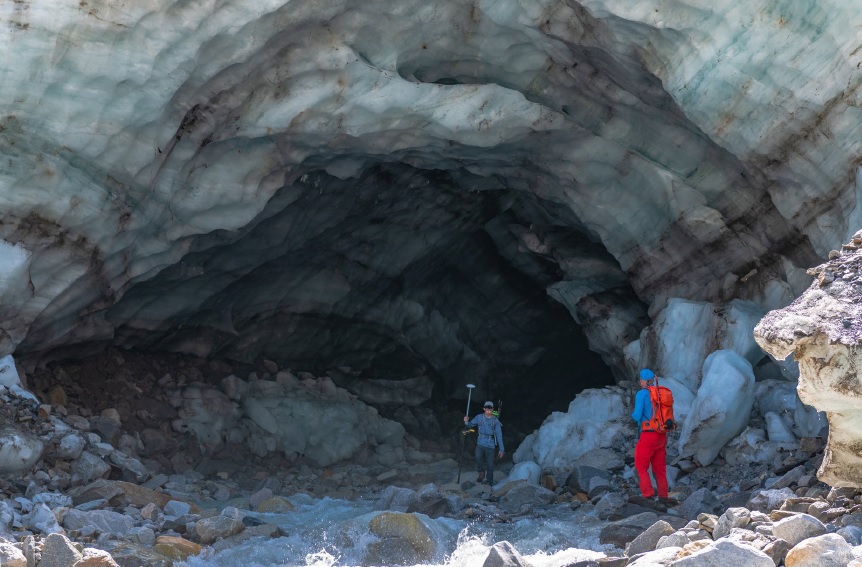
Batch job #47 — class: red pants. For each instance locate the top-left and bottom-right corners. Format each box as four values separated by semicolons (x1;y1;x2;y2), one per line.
634;431;668;498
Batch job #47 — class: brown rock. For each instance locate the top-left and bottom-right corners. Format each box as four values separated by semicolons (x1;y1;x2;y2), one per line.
48;386;68;406
676;540;713;558
255;496;294;513
73;548;119;566
153;536;203;560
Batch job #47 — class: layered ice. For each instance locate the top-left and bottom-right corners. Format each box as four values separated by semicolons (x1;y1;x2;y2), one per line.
677;350;755;466
513;388;630;470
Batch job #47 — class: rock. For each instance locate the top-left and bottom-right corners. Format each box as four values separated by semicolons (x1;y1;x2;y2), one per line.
365;512;437;566
164;500;192;517
761;538;792;566
746;488;796;512
497;482;557;514
837;525;862;545
482;540;533;567
374;485;417;511
210;524;281;553
772;465;806;489
676;540;713;558
679;488;723;519
599;512;659;548
565;466;611;494
0;426;43;474
100;542;172;567
771;513;827;546
127;526;156;546
74;550;120;566
624;520;674;557
195;506;245;544
712;507;751;540
63;509;135;536
39;533;82;567
593;492;627;521
0;542;26;567
249;488;273;509
56;433;86;460
152;535;204;561
71;452;111;485
626;546;681;566
671;539;773;567
656;531;690;549
254;496;295;513
784;533;854;567
28;503;64;535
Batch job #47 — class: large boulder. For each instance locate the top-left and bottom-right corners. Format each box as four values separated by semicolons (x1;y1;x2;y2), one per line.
364;512;438;566
754;234;862;486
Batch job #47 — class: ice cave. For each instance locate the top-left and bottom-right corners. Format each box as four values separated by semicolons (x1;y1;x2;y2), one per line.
2;1;862;565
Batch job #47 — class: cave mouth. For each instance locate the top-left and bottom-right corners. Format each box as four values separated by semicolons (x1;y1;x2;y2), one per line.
15;163;639;471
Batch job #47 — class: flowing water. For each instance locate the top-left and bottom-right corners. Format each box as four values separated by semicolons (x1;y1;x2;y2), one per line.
179;494;618;567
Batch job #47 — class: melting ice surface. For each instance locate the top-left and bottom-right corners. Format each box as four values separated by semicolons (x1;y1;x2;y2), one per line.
179;494;613;567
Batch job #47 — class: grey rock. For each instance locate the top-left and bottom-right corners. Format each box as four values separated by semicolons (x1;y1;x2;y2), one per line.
164;500;192;517
671;539;773;567
656;531;689;549
71;451;111;485
626;546;682;566
62;508;135;536
784;533;854;567
55;433;85;460
746;488;796;513
837;525;862;546
772;513;827;547
38;533;82;567
761;538;792;566
0;542;25;567
565;466;611;494
712;507;751;540
593;492;627;521
482;540;533;567
195;506;245;544
679;488;723;519
374;485;416;511
497;483;557;515
599;512;659;548
624;520;674;557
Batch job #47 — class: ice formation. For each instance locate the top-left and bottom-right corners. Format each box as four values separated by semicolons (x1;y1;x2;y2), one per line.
1;0;860;471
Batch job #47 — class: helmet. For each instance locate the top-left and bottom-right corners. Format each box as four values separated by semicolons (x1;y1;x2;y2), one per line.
639;368;655;380
483;401;494;408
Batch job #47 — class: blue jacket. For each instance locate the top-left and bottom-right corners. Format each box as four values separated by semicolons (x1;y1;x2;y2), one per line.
631;388;653;428
467;414;504;451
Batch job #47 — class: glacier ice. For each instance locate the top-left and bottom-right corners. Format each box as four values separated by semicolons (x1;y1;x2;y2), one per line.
677;350;755;466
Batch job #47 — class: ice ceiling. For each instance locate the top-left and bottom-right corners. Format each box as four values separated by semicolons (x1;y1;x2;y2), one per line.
1;1;861;408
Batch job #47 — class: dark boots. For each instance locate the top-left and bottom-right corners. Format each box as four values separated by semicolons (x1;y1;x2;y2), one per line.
476;472;485;483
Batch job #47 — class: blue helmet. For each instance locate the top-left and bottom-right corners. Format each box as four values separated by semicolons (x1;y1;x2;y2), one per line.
639;368;655;380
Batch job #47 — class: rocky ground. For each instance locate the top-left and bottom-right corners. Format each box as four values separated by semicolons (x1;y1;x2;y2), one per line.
0;349;857;566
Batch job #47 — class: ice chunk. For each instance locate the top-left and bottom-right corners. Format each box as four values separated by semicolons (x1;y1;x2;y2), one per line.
515;388;629;469
0;355;37;401
677;350;755;466
765;412;796;443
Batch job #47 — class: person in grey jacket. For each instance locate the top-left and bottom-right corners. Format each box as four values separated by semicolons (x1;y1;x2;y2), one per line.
464;401;505;484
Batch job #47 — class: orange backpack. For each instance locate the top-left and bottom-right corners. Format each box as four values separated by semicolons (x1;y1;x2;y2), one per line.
641;379;676;433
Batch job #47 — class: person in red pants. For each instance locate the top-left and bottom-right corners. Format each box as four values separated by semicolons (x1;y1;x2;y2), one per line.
631;368;669;503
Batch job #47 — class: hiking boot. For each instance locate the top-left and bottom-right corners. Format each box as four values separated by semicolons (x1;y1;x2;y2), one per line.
658;497;679;507
476;472;485;483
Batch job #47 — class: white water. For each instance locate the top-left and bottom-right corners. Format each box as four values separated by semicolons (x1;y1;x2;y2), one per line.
179;494;616;567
